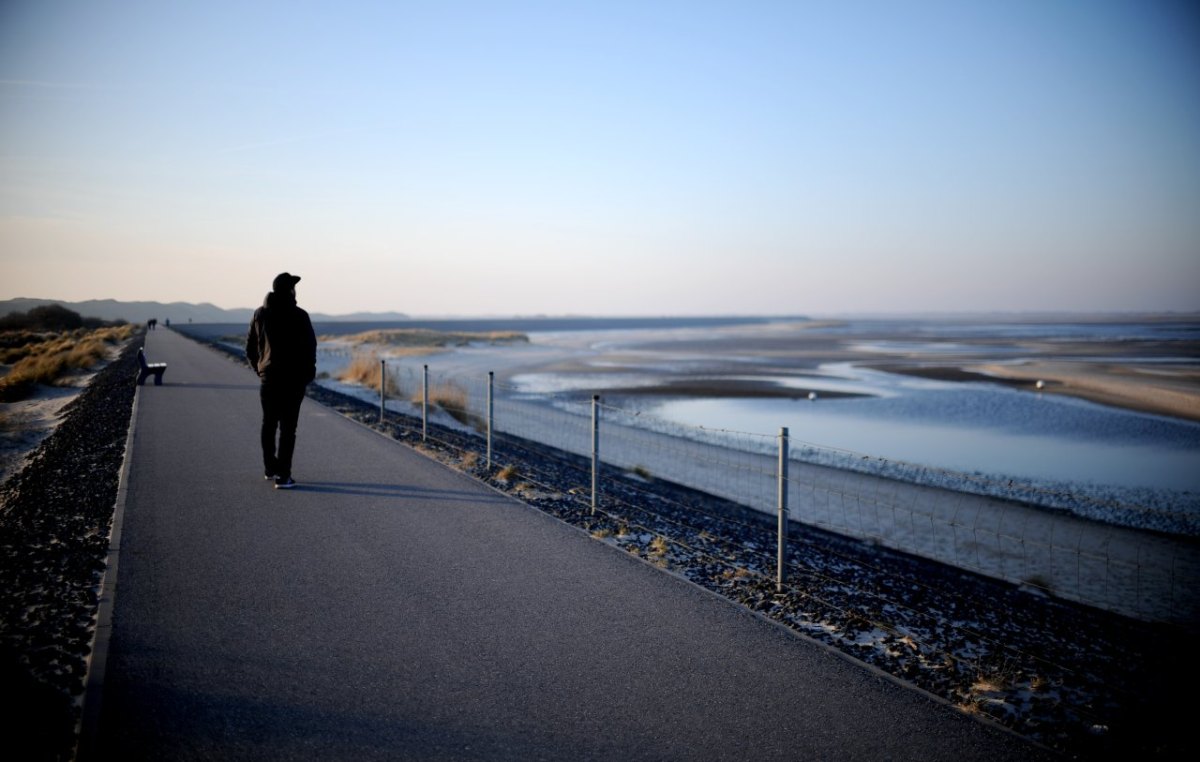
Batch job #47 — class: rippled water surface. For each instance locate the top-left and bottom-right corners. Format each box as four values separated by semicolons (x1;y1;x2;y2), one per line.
652;374;1200;492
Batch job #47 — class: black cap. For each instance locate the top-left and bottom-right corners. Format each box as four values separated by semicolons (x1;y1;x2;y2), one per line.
272;272;301;292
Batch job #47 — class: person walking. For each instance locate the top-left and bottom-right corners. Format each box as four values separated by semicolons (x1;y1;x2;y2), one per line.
245;272;317;489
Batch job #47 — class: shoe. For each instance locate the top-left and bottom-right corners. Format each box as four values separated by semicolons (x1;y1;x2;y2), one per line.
264;472;275;481
274;476;296;490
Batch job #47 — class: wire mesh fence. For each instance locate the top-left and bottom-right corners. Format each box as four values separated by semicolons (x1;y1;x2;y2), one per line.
367;359;1199;628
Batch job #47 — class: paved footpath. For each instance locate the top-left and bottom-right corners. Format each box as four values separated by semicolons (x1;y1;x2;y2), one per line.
83;329;1053;761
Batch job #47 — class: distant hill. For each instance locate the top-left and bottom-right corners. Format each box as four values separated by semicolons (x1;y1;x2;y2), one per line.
311;310;412;323
0;298;408;325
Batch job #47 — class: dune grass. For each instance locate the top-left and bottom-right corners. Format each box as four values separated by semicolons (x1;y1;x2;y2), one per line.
336;352;403;396
334;354;484;429
0;325;136;402
322;328;528;352
416;381;485;430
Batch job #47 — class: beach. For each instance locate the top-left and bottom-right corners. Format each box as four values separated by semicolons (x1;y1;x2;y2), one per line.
531;318;1200;420
549;343;1200;420
965;360;1200;422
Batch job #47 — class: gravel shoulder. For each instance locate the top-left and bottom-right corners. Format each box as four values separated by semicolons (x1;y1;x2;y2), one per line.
0;340;140;762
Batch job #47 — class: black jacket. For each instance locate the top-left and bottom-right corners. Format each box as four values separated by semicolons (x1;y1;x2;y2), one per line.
245;292;317;385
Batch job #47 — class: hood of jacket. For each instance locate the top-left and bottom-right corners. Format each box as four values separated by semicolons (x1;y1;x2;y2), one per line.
246;292;317;384
264;290;297;310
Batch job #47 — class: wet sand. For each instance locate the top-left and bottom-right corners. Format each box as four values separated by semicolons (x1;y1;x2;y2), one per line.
298;317;1200;425
582;362;1200;422
967;361;1200;422
558;320;1200;423
584;377;867;401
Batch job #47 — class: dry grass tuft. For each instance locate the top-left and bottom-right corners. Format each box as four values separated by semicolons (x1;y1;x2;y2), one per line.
896;634;920;652
970;675;1005;695
649;536;669;556
496;464;518;482
337;353;402;396
323;328;528;352
0;324;135;402
415;382;484;430
630;465;653;480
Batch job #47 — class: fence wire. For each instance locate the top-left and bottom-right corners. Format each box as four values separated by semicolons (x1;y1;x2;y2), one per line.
364;358;1198;629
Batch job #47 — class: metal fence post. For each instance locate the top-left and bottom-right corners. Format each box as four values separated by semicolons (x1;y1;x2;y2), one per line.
591;395;600;515
379;359;386;423
778;426;789;593
487;371;494;470
422;364;429;442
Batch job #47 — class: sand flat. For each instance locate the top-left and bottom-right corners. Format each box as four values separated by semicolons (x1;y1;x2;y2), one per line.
971;360;1200;422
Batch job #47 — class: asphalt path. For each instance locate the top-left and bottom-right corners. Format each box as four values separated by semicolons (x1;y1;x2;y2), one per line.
85;328;1053;761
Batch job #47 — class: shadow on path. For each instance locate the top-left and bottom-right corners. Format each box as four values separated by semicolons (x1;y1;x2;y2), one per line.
164;383;259;391
298;481;512;502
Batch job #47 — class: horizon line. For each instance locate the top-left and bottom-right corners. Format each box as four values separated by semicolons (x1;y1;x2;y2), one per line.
3;296;1199;322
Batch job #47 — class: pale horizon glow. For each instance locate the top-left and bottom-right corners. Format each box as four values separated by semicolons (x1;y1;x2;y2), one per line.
2;1;1198;317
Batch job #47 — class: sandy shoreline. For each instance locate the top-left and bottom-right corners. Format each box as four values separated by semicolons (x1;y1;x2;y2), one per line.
851;360;1200;422
0;373;104;487
561;321;1200;424
587;377;868;401
856;360;1200;423
968;361;1200;422
544;358;1200;423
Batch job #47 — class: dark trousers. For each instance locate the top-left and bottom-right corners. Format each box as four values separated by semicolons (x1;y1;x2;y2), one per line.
260;382;307;478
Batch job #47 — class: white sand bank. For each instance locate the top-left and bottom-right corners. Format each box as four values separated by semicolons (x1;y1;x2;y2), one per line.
0;377;99;487
974;360;1200;423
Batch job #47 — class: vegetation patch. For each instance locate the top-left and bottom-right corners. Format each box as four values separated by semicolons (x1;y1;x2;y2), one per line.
324;328;528;353
336;353;403;396
416;381;485;430
0;306;135;402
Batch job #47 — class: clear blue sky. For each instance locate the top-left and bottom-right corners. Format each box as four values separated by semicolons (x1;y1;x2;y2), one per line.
2;0;1198;316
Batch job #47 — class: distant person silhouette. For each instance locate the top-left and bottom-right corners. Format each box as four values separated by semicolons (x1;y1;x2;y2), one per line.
245;272;317;489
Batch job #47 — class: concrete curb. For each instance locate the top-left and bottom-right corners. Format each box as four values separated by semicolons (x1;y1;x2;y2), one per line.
74;380;141;761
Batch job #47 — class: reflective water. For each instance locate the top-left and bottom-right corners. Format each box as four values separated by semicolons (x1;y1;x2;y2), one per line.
506;319;1200;525
652;369;1200;492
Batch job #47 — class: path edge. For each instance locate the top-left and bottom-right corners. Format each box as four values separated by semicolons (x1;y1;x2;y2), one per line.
73;381;141;761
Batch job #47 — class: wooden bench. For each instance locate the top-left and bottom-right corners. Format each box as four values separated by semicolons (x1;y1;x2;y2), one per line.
137;347;167;386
